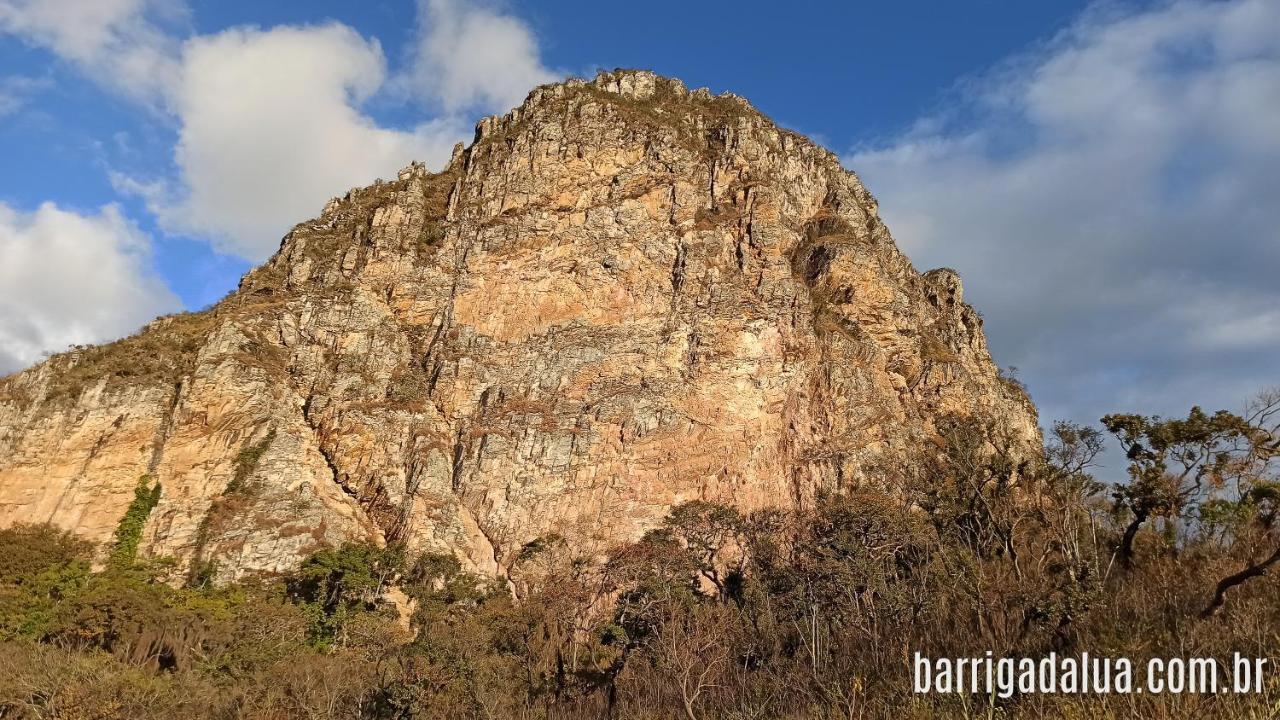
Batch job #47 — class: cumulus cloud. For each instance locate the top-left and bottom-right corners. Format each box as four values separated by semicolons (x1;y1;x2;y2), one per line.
128;23;467;260
406;0;556;113
849;0;1280;434
6;1;556;262
0;0;561;370
123;0;559;260
0;202;180;374
0;0;183;108
0;1;562;372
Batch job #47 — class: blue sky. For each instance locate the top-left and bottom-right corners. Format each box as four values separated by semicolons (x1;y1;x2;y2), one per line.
1;0;1277;476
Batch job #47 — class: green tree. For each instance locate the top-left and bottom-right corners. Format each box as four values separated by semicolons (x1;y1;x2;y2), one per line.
1103;407;1253;568
0;524;92;639
286;542;403;648
662;501;744;596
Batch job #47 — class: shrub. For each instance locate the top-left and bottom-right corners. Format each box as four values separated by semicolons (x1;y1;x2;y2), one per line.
0;524;92;640
0;393;1278;718
286;542;404;648
109;477;162;568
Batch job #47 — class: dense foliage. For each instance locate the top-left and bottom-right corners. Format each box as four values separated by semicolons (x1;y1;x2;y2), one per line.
1;394;1278;719
107;477;161;567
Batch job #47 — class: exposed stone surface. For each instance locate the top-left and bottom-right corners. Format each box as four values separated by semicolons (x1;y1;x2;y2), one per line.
0;70;1039;581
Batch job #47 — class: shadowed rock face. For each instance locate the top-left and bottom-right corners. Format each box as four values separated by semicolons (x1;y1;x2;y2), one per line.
0;70;1039;580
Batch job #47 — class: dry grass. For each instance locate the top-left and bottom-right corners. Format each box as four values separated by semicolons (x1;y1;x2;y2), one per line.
920;332;961;364
39;310;220;404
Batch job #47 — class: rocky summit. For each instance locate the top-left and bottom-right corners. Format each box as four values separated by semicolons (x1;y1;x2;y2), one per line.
0;70;1038;581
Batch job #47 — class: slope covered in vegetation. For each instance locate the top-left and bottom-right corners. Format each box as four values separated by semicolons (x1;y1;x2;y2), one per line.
2;394;1278;719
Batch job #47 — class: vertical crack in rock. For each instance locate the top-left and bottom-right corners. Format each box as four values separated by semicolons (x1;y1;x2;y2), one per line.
146;381;184;475
449;425;467;495
301;393;386;551
671;239;687;295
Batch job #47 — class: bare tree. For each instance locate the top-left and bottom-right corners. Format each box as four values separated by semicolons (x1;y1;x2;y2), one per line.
653;605;734;720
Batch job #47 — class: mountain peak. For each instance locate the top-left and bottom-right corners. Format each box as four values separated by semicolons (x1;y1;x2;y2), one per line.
0;70;1038;582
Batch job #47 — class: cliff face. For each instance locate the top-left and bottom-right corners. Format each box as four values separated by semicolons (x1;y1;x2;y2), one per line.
0;71;1039;580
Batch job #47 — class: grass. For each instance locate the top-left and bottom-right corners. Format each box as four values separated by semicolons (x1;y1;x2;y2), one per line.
39;311;220;404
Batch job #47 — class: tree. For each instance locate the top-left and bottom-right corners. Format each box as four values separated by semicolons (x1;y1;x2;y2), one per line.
286;542;404;648
662;501;745;597
1197;390;1280;617
1102;407;1253;568
652;603;736;720
1032;422;1106;584
0;524;92;640
1020;422;1107;648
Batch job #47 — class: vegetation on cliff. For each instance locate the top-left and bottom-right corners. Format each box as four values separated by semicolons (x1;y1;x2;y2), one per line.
1;392;1278;719
108;477;162;567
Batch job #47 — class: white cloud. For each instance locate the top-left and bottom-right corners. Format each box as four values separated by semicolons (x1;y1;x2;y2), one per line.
126;0;560;260
0;74;50;116
405;0;556;113
5;1;556;262
0;0;183;108
849;0;1280;430
0;86;21;117
0;1;558;370
128;23;467;260
0;202;179;374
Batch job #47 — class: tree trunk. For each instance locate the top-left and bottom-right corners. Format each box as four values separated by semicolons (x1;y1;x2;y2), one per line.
1201;544;1280;619
1118;508;1148;569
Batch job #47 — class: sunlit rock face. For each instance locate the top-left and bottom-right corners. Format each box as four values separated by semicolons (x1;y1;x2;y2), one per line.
0;70;1039;580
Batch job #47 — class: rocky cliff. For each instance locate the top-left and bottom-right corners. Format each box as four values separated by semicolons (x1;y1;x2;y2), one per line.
0;70;1038;580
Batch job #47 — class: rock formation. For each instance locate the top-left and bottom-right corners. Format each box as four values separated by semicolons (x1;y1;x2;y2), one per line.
0;70;1039;580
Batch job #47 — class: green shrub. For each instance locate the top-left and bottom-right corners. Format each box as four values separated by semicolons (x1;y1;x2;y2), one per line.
286;542;404;648
109;477;162;568
0;524;92;640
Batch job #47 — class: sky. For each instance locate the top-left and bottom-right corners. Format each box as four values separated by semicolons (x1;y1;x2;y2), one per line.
0;0;1277;478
